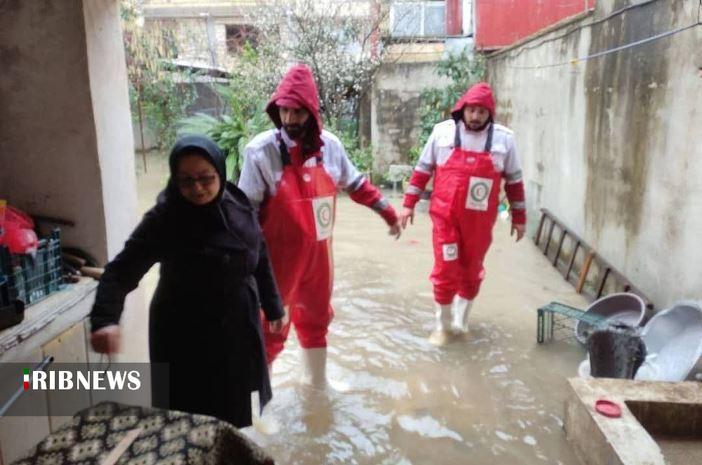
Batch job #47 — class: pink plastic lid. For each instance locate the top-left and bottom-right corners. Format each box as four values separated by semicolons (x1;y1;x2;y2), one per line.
595;399;622;418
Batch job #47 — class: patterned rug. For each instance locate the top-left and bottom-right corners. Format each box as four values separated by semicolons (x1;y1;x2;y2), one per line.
11;402;274;465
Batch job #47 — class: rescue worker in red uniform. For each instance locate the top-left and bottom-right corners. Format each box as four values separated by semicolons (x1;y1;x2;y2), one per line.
239;64;400;386
400;82;526;345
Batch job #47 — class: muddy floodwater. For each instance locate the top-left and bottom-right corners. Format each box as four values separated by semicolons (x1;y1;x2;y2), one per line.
135;153;589;464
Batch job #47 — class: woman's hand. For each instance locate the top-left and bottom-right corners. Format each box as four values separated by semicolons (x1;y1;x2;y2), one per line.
269;306;289;334
90;324;121;354
269;318;285;334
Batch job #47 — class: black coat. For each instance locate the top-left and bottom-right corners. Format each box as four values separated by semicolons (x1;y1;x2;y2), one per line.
90;135;284;428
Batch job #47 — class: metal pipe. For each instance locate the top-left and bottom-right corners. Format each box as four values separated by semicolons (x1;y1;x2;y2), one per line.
0;355;54;417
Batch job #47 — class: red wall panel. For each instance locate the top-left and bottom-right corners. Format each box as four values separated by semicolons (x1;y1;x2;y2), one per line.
446;0;463;35
475;0;596;50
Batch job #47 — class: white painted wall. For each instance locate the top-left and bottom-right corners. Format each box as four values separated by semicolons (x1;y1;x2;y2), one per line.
84;0;149;363
84;0;141;260
486;0;702;307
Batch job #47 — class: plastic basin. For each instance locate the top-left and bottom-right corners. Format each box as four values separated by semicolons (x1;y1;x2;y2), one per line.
635;302;702;382
574;293;647;344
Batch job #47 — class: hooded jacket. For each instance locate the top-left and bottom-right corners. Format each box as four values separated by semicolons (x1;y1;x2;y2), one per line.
450;82;496;121
266;64;324;156
240;64;398;226
403;82;526;225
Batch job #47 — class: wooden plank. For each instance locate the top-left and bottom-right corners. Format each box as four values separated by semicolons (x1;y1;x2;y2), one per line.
576;252;596;294
535;209;547;246
596;267;611;299
565;241;581;281
537;209;656;308
553;229;568;267
543;220;556;256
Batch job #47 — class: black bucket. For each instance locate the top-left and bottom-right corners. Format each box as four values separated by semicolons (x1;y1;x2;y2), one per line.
587;323;647;379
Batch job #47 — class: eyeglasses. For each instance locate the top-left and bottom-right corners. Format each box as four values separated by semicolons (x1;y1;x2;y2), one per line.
177;174;218;189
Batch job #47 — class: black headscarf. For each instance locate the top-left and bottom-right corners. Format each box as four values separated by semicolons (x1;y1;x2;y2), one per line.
156;135;255;252
167;134;228;200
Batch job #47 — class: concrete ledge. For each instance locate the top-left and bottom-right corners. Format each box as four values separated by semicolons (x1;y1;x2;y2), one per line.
0;279;97;361
564;378;702;465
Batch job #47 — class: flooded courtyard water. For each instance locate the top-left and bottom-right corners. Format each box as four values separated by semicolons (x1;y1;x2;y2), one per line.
136;152;589;464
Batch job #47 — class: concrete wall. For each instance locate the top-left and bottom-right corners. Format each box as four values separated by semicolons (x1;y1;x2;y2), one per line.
83;0;141;261
486;0;702;307
1;0;109;263
83;0;150;364
0;0;139;264
370;61;451;174
0;0;148;366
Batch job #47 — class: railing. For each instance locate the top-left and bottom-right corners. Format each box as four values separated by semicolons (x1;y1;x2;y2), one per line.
535;208;654;310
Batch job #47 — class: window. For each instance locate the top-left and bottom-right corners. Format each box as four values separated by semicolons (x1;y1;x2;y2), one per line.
390;1;446;37
225;24;258;54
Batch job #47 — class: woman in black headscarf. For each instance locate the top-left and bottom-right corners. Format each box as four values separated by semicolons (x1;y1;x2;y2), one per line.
89;135;285;427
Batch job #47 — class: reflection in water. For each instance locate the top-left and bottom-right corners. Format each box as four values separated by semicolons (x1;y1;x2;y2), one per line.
396;415;465;443
240;200;588;465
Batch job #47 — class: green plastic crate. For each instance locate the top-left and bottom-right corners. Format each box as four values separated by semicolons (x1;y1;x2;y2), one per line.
0;229;63;306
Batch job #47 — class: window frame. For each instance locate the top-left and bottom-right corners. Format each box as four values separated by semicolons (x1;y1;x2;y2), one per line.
389;0;447;38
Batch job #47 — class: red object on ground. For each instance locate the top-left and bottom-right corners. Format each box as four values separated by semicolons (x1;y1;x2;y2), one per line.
0;206;38;255
595;399;622;418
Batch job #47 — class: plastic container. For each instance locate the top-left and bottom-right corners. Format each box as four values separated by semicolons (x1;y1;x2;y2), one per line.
0;276;25;331
0;229;63;306
0;204;39;255
574;293;647;344
635;302;702;382
587;323;646;379
578;358;591;378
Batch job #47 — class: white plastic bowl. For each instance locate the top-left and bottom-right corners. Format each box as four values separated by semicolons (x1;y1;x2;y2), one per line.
578;359;591;379
635;302;702;382
574;293;647;344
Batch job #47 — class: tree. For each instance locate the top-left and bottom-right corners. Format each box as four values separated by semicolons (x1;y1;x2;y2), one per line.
243;0;392;122
178;70;272;183
179;1;394;181
409;50;486;165
121;0;194;169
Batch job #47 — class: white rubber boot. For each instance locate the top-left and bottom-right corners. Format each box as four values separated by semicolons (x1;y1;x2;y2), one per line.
451;297;473;335
301;347;327;389
429;303;453;346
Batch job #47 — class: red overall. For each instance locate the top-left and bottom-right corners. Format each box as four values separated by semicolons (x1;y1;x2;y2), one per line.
429;124;501;304
259;141;337;363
